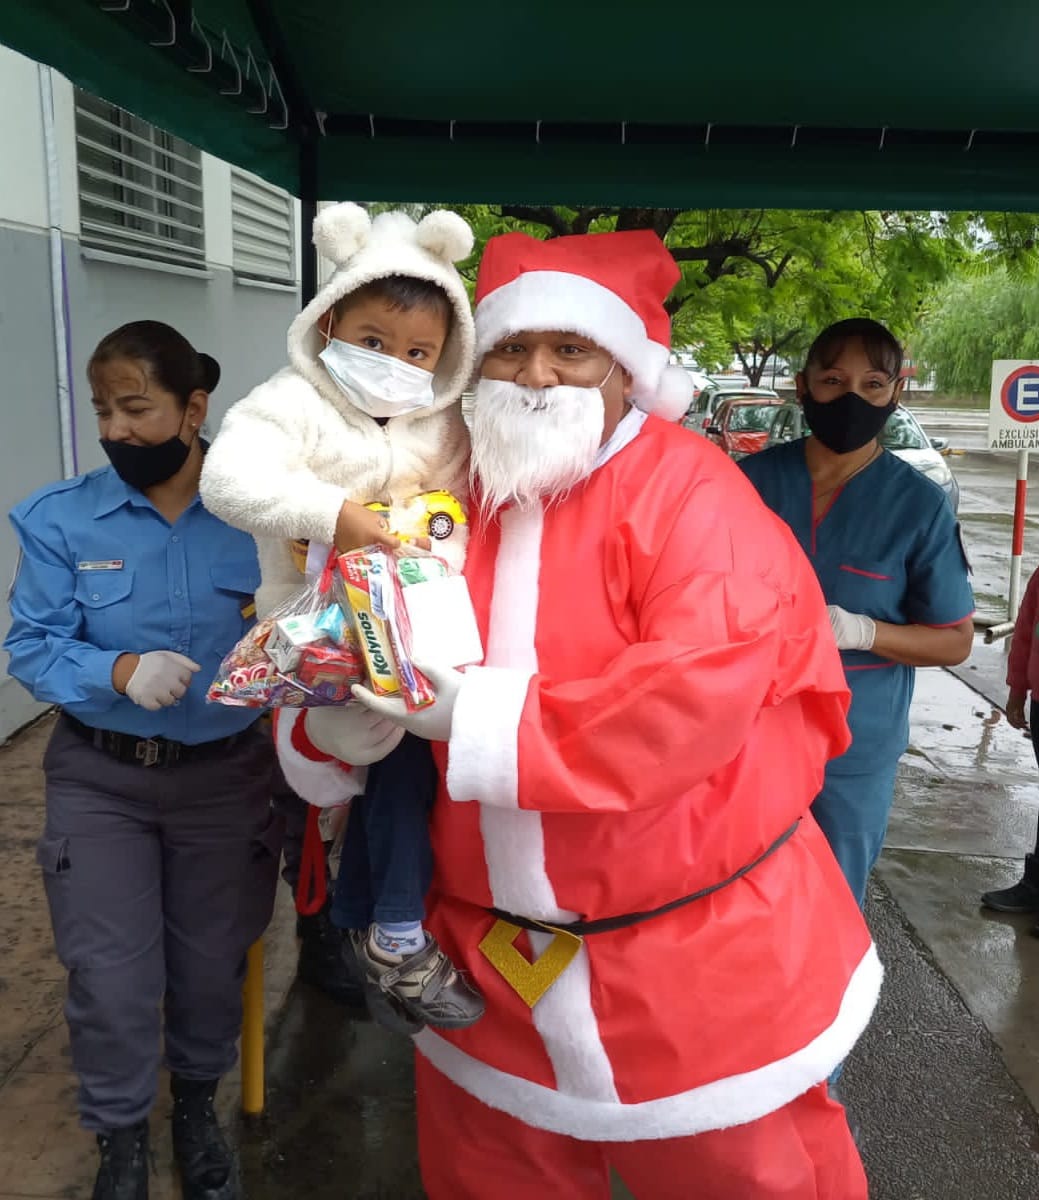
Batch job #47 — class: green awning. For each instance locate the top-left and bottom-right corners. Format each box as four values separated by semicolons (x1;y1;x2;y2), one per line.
5;2;1039;209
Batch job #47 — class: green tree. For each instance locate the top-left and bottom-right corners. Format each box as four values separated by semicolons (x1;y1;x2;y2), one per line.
676;211;961;383
916;270;1039;396
372;202;1039;386
446;206;965;383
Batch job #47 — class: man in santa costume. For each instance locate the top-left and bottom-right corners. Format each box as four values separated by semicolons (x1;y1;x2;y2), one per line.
276;228;882;1198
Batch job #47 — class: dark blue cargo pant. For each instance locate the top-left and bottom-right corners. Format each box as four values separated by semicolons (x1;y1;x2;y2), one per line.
810;757;901;909
37;717;284;1132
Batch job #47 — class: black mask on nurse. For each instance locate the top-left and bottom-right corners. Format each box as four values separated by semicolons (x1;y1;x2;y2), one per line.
801;389;897;455
101;422;191;491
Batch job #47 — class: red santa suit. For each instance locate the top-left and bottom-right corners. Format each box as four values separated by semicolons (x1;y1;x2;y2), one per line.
278;230;880;1198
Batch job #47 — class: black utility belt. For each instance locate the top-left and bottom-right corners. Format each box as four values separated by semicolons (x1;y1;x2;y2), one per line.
487;819;800;937
61;712;256;768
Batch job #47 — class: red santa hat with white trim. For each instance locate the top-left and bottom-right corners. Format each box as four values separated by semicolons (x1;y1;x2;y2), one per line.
473;229;694;422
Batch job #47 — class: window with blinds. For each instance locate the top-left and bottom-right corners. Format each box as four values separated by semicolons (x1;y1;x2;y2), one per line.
74;90;205;270
231;171;295;284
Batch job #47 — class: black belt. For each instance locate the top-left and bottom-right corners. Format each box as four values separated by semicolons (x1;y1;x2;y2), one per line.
61;712;256;768
487;819;800;937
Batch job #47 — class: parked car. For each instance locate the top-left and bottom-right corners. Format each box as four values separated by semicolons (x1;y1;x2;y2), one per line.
684;368;714;406
704;396;784;459
683;383;779;432
762;402;960;512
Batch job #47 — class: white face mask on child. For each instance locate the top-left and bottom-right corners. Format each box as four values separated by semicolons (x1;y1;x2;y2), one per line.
318;339;437;419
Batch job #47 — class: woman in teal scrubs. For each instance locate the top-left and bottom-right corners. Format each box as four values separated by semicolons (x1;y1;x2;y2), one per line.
740;319;974;906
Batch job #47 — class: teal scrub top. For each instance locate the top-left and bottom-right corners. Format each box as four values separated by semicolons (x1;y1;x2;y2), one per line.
741;440;974;770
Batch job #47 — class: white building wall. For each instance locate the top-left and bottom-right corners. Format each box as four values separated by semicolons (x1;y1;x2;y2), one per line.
0;47;49;232
0;44;303;740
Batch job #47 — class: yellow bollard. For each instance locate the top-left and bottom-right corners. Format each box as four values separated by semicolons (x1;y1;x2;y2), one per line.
241;939;265;1116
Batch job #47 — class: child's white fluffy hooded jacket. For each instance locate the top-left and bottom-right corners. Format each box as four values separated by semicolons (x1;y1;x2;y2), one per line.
200;203;474;616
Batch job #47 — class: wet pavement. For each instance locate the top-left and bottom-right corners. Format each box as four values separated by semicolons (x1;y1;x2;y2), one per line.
4;409;1039;1197
0;710;306;1198
4;651;1039;1198
919;408;1039;623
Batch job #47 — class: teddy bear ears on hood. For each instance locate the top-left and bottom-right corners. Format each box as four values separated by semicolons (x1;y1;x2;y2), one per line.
312;202;474;269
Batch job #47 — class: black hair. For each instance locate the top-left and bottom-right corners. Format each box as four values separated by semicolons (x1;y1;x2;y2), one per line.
803;318;903;381
334;274;453;333
88;320;220;407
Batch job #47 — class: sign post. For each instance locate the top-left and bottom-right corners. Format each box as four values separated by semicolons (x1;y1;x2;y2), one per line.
988;361;1039;622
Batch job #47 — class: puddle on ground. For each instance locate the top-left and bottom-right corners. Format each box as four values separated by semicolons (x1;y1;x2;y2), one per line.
907;667;1037;786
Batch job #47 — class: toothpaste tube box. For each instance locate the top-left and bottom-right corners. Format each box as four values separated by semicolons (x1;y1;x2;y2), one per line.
336;549;436;711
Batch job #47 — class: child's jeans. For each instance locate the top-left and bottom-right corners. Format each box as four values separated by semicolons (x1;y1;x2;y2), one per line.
330;732;437;931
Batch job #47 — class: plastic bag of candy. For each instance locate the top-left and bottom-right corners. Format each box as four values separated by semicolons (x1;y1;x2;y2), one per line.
335;545;483;713
207;554;365;708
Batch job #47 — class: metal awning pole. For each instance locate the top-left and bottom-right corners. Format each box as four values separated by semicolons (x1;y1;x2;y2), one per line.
299;135;318;306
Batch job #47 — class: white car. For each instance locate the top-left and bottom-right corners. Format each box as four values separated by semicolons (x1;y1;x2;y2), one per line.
684;369;714;405
683;383;780;433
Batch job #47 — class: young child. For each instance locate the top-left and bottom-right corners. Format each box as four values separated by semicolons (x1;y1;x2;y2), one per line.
200;203;483;1031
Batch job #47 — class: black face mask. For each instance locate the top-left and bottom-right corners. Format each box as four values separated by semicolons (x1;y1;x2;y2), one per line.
801;389;897;455
101;425;191;491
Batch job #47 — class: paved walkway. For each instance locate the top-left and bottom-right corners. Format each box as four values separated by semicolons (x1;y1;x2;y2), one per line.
0;710;300;1198
3;636;1039;1197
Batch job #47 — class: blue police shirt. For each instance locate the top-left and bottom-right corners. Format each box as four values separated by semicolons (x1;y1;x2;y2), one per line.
5;465;262;744
740;440;974;770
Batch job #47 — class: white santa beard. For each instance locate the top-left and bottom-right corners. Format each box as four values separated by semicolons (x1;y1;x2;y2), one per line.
470;379;605;512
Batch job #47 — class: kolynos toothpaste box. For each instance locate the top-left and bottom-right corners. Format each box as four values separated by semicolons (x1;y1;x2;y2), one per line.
336;549;436;711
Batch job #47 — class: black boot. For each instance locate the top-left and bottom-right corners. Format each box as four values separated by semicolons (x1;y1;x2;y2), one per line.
296;901;366;1006
170;1076;238;1200
981;852;1039;913
93;1120;149;1200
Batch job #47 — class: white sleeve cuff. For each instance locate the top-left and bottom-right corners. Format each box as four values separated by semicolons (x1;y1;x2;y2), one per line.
446;666;533;807
275;710;368;809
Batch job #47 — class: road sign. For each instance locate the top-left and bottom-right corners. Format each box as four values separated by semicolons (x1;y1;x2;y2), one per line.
989;360;1039;449
989;361;1037;622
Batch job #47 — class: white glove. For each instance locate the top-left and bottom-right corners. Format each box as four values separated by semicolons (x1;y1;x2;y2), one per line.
827;605;877;651
125;650;201;711
304;704;405;765
351;659;463;743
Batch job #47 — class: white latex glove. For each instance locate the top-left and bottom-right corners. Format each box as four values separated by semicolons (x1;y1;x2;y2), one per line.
304;704;405;765
827;605;877;651
125;650;201;711
351;660;463;743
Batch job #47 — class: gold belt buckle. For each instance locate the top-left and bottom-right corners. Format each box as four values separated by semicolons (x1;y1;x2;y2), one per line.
478;918;583;1008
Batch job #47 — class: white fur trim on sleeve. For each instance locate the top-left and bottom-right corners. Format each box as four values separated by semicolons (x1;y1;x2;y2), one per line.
445;666;533;806
414;942;882;1141
275;709;367;809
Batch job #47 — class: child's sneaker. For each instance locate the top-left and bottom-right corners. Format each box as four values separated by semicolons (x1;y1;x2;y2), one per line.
349;927;485;1034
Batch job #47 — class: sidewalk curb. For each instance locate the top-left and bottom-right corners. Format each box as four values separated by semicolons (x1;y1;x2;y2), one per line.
946;661;1007;714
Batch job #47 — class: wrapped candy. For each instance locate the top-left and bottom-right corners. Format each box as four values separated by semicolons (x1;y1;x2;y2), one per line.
296;643;361;703
209;542;482;711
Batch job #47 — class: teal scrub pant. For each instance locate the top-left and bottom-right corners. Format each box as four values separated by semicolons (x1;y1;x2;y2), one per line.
811;759;901;908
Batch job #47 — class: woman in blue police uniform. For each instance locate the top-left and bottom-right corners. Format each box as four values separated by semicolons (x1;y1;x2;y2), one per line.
5;321;282;1200
740;318;974;907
